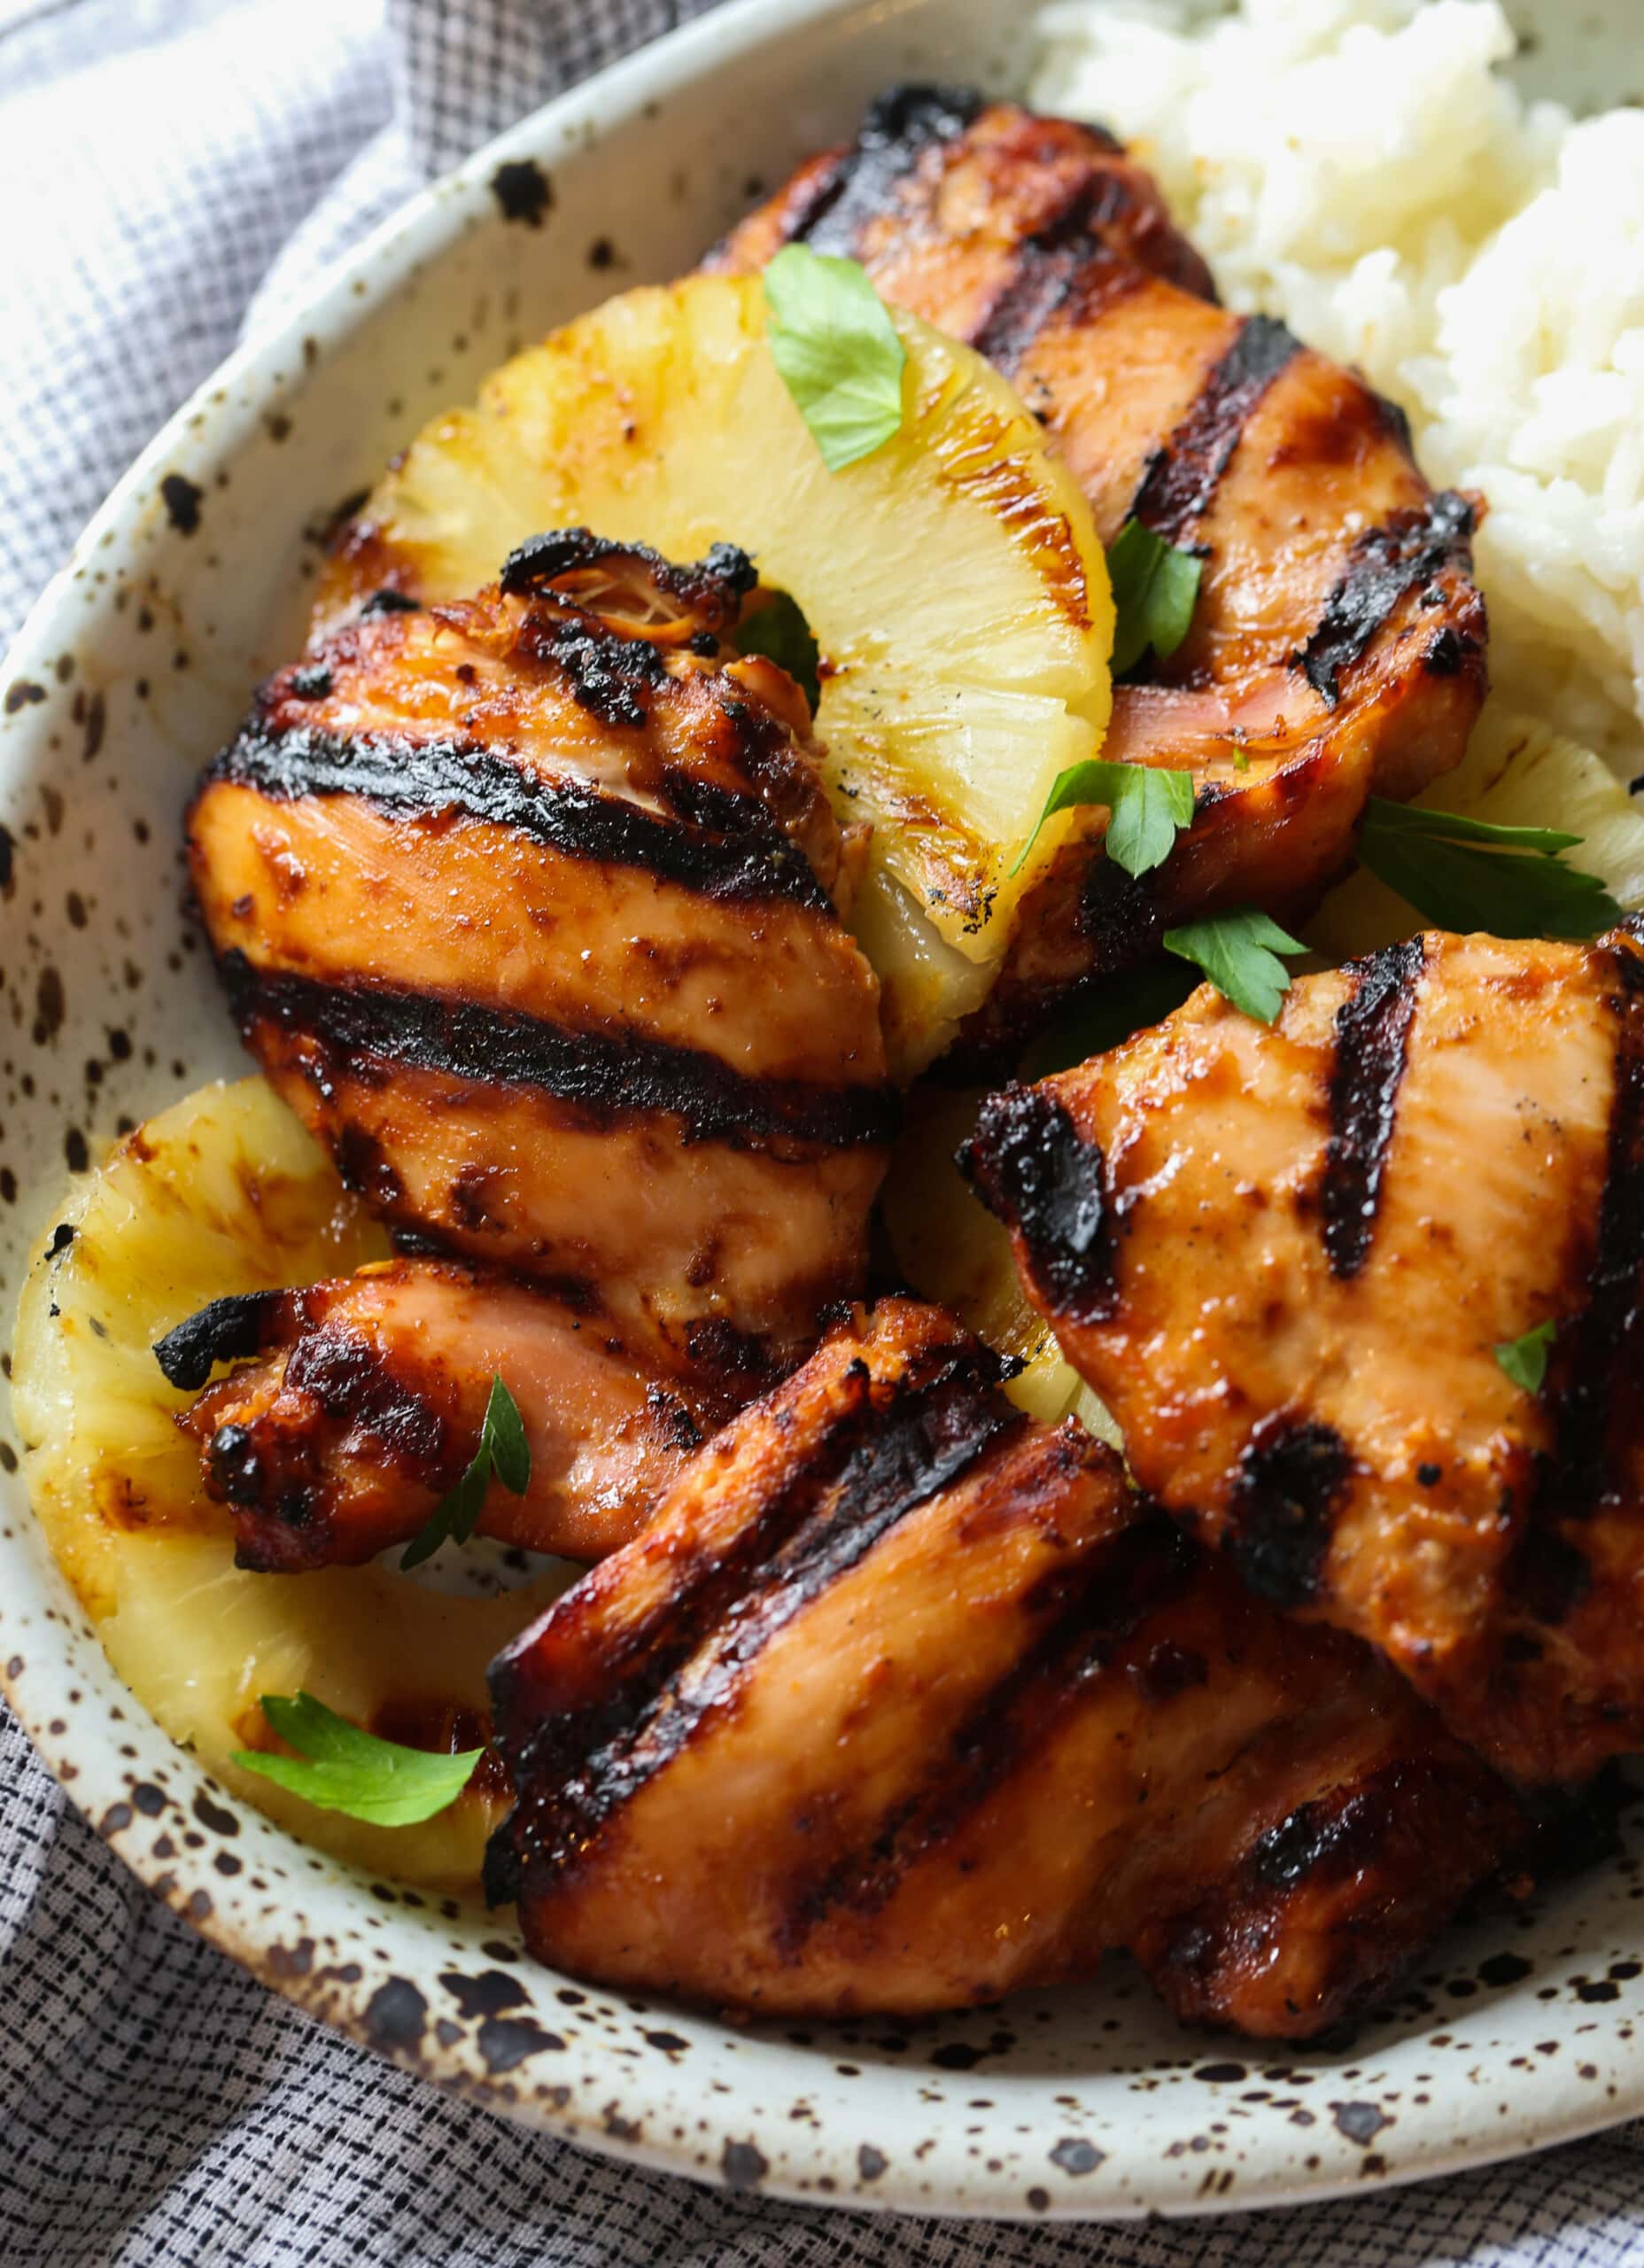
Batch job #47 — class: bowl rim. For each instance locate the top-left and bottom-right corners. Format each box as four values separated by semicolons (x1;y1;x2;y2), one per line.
5;0;1644;2223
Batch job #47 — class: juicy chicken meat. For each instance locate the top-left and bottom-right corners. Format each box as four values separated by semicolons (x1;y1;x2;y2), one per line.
186;532;893;1352
157;1260;745;1573
713;88;1488;1054
486;1298;1526;2032
962;922;1644;1787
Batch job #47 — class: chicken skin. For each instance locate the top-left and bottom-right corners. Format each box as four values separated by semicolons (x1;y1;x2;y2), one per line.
963;922;1644;1786
486;1299;1526;2033
187;532;893;1351
713;89;1487;1055
157;1259;747;1573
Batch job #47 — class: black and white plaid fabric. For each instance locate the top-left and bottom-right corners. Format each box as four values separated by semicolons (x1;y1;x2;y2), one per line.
4;1;1644;2258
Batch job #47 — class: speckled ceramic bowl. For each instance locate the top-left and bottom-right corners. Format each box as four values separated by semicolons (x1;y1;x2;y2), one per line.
4;0;1643;2223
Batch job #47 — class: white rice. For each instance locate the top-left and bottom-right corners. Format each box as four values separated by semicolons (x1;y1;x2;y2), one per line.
1031;0;1644;770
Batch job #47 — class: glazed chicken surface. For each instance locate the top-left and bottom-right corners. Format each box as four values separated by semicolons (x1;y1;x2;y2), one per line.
485;1298;1526;2033
186;532;893;1355
713;88;1488;1054
963;922;1644;1787
158;1260;745;1573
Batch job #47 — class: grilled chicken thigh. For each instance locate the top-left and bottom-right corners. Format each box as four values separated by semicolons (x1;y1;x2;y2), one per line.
157;1260;743;1573
187;533;893;1349
714;89;1487;1053
963;922;1644;1787
487;1298;1525;2031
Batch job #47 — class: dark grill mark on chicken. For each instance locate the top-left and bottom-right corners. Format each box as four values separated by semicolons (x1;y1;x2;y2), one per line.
208;726;833;912
958;1085;1115;1320
187;554;890;1342
713;92;1487;1052
1322;938;1427;1278
783;83;988;258
1130;314;1300;548
487;1300;1527;2031
1295;491;1477;707
219;955;897;1158
1225;1415;1353;1609
966;926;1644;1783
168;1260;740;1572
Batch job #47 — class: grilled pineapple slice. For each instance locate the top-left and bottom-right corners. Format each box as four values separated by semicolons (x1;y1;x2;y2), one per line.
12;1079;566;1890
323;273;1114;1073
882;1087;1119;1446
1312;703;1644;959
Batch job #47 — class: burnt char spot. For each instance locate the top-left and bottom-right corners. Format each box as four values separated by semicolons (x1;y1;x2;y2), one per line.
476;2015;563;2070
489;158;552;228
1536;941;1644;1526
1507;1525;1591;1626
1224;1415;1351;1608
960;1086;1118;1323
1294;491;1476;706
159;472;205;533
46;1223;74;1258
219;954;899;1157
1322;939;1425;1278
1131;315;1300;547
969;227;1146;382
362;1977;428;2054
486;1348;1015;1907
438;1969;527;2021
282;1330;445;1466
721;2140;769;2193
360;586;421;617
208;723;832;913
500;525;755;614
152;1290;284;1391
334;1124;404;1209
787;84;983;257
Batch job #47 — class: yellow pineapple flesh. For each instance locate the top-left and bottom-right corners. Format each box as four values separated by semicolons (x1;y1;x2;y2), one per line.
322;273;1115;1074
11;1079;570;1890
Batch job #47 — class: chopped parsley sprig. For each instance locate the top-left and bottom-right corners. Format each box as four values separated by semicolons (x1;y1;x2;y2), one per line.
231;1693;483;1827
1107;518;1203;678
400;1373;531;1572
1494;1319;1556;1394
1163;907;1309;1024
1013;759;1195;879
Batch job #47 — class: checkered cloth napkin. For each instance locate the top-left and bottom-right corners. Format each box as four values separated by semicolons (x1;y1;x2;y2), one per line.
4;1;1644;2259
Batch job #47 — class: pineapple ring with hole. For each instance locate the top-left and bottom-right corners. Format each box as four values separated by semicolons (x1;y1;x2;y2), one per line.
322;273;1116;1076
11;1078;570;1890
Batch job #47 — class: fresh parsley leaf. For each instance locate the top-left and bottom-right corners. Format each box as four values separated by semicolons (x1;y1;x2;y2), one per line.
230;1692;483;1827
1357;797;1622;942
1021;958;1201;1076
399;1373;531;1571
763;245;907;472
1012;759;1194;879
1162;907;1308;1023
1494;1318;1556;1394
733;587;821;712
1107;518;1204;678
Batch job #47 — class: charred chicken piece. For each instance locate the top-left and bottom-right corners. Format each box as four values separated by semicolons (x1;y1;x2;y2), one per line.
187;532;893;1348
713;89;1487;1056
486;1298;1525;2033
963;923;1644;1787
158;1259;745;1573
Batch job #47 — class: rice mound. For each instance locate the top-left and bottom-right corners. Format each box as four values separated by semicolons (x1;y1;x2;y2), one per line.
1032;0;1644;773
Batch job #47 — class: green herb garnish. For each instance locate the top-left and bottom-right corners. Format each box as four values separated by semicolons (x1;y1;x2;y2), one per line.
764;245;907;472
1012;759;1194;879
230;1692;484;1827
1357;798;1622;942
733;586;821;712
1163;907;1308;1024
399;1372;531;1572
1494;1318;1556;1394
1107;518;1204;677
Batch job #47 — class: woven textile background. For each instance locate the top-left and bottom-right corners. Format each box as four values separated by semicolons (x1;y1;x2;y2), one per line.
4;1;1644;2259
